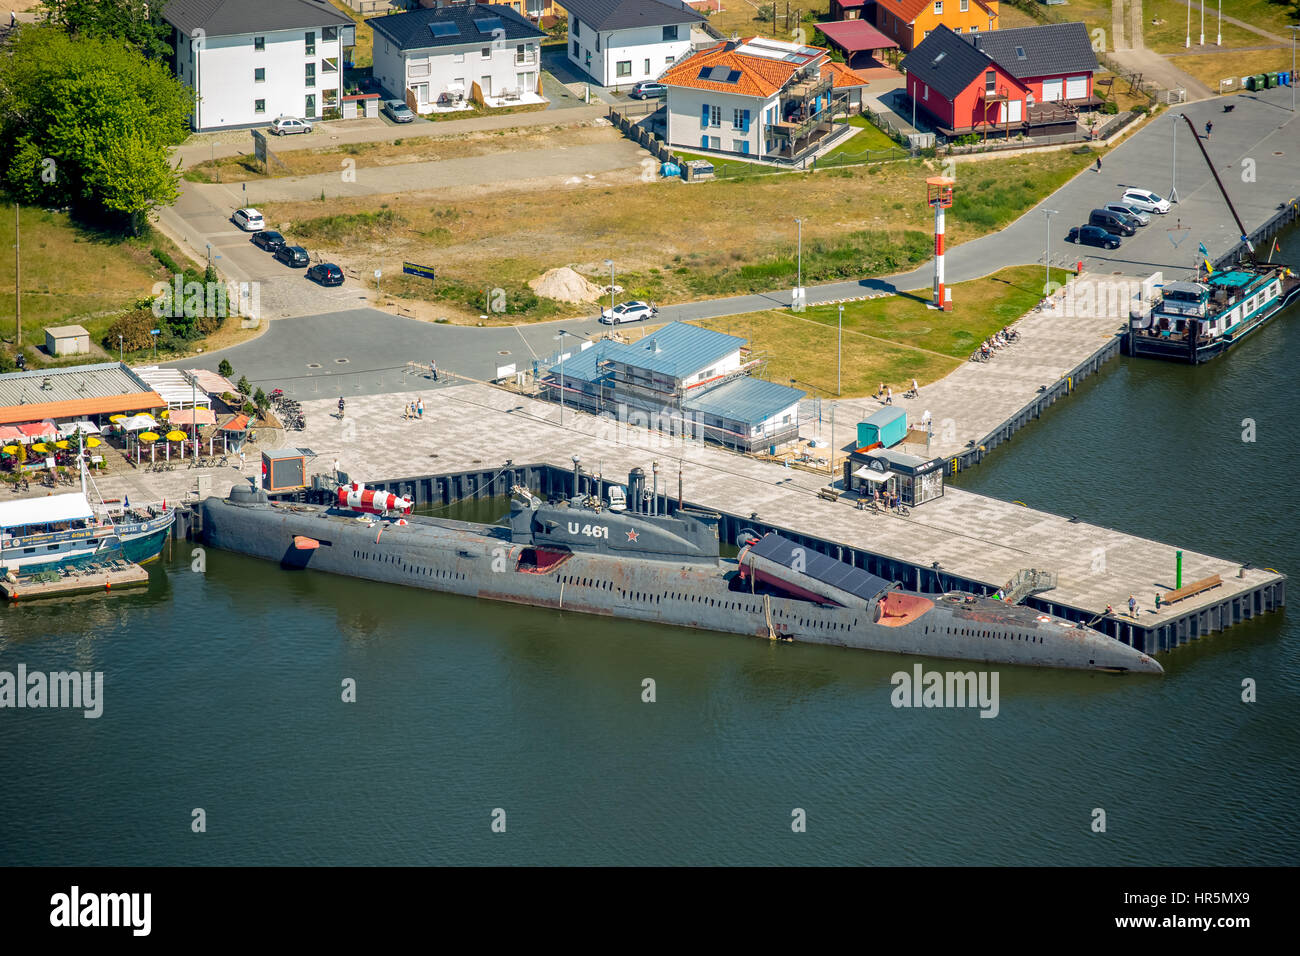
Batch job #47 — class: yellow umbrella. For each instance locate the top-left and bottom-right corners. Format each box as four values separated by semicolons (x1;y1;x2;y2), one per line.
138;432;159;442
31;442;49;453
1;445;17;455
165;430;188;442
54;440;70;449
109;414;127;423
86;437;102;448
160;410;170;420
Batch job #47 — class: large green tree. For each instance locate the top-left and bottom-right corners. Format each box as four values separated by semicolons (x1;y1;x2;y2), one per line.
39;0;173;61
0;26;191;233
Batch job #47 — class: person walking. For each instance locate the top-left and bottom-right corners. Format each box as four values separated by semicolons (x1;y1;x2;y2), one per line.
417;396;424;418
910;377;919;398
430;360;439;382
1128;594;1137;619
239;450;246;472
884;386;892;405
1095;155;1102;173
1205;121;1213;140
338;396;346;420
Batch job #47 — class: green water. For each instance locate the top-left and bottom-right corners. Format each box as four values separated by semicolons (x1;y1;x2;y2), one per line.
2;289;1298;867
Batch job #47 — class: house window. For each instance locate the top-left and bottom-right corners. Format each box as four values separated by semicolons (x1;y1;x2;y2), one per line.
644;58;650;74
709;135;720;149
482;47;491;59
969;24;978;32
305;31;315;56
254;67;265;82
573;17;581;36
663;25;678;41
254;99;266;113
922;83;928;100
934;1;942;13
616;60;631;77
455;51;465;63
960;0;969;9
305;62;315;87
305;94;316;116
985;69;996;92
572;40;579;57
732;139;745;152
710;105;721;127
323;26;337;42
596;34;600;52
254;36;265;51
733;108;744;127
665;55;675;65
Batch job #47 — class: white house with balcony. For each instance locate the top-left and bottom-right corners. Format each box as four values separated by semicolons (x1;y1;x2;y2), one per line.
661;36;844;162
162;0;356;131
563;0;703;89
368;3;547;111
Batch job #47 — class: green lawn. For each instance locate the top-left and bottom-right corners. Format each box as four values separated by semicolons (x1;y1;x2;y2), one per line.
694;265;1072;398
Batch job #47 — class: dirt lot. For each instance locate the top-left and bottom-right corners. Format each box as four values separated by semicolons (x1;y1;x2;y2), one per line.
259;148;1093;324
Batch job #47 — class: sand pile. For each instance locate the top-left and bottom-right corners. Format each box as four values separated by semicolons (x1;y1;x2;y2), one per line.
528;266;604;304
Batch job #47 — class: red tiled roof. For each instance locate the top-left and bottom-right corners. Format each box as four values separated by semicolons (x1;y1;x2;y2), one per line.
826;61;872;88
817;19;899;52
0;392;164;426
660;39;813;97
220;414;250;431
889;0;1000;22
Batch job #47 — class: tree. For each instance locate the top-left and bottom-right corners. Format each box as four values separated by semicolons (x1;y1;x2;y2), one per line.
237;376;251;397
253;389;270;417
0;26;190;232
39;0;172;61
218;359;234;379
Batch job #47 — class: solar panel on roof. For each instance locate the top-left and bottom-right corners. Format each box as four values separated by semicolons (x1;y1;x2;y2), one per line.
429;21;460;38
749;534;895;605
932;51;945;66
474;16;503;34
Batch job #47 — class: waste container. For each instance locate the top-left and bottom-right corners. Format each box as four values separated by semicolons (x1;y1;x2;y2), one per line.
1280;71;1291;87
1244;75;1257;91
660;162;680;178
1257;73;1270;89
1267;72;1280;88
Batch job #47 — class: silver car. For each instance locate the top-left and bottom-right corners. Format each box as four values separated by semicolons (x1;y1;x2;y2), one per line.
1104;202;1150;225
382;100;415;123
270;116;313;135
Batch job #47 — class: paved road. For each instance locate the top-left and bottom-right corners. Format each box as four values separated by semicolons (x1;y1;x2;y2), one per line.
173;104;609;168
174;85;1300;389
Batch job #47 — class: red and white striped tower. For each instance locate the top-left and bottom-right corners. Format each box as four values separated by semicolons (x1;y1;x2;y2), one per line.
926;176;956;311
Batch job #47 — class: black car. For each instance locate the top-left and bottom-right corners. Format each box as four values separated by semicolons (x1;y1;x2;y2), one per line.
306;263;344;286
251;229;285;252
1067;225;1122;249
1088;208;1137;237
274;244;310;267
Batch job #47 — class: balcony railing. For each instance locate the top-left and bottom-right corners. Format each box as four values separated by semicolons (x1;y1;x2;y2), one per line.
785;72;831;102
770;105;828;142
514;53;537;66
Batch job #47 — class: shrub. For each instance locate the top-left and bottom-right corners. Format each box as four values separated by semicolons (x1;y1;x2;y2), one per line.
102;308;159;352
152;248;181;273
218;359;234;378
1102;101;1119;115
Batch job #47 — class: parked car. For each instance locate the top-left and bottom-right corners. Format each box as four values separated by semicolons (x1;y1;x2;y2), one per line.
382;99;415;123
274;244;310;267
1066;225;1122;249
270;116;313;136
599;300;657;324
232;208;264;231
1088;208;1137;237
629;81;666;100
306;263;344;286
1104;202;1150;226
250;229;285;251
1121;188;1171;214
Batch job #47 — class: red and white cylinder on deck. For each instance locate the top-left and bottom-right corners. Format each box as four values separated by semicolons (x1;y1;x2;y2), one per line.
337;482;413;515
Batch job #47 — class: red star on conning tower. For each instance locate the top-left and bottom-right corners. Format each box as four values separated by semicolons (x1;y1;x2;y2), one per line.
626;529;639;543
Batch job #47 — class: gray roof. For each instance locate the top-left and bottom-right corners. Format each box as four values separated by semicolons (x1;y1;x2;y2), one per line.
899;24;994;102
558;0;704;32
683;377;804;426
860;405;906;428
161;0;353;37
0;362;155;411
967;22;1098;80
367;3;545;52
551;322;744;382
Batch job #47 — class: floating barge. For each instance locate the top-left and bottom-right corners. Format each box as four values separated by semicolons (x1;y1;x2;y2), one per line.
1;558;149;601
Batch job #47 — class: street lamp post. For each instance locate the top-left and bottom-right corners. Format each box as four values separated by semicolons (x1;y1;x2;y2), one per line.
837;304;842;396
118;335;123;363
829;402;836;483
1185;0;1191;48
1043;209;1058;293
1217;1;1222;46
1169;113;1181;204
1199;0;1204;47
603;258;614;321
795;217;803;289
1290;26;1300;112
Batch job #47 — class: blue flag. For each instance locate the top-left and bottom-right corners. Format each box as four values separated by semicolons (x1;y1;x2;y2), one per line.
1198;242;1209;257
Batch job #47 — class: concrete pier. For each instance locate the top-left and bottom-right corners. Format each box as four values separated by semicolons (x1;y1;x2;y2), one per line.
255;383;1282;658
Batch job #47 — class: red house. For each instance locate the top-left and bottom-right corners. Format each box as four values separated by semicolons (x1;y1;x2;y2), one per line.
899;22;1097;139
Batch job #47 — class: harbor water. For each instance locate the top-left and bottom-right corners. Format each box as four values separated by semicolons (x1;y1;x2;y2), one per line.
3;272;1298;868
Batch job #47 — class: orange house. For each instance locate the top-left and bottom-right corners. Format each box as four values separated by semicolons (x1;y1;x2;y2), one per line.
873;0;1000;53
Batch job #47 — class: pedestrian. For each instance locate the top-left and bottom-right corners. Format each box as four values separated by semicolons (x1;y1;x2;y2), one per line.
9;11;15;27
417;396;424;418
1205;121;1213;140
430;360;439;382
910;377;919;397
1106;603;1114;616
877;382;884;399
239;450;246;471
1095;155;1102;173
338;396;346;420
333;458;340;480
1128;594;1137;618
884;386;892;405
